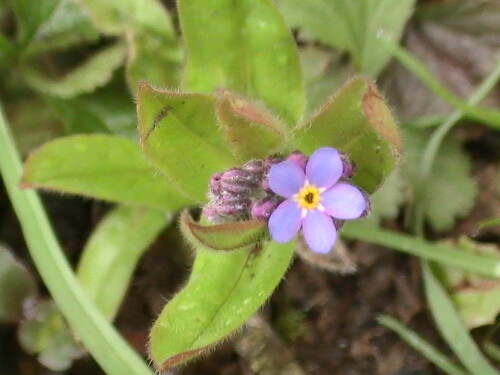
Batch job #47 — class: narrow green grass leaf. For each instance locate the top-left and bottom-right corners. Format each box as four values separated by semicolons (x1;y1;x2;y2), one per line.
377;315;467;375
422;262;499;375
149;240;295;370
179;0;304;125
0;104;153;374
77;206;170;321
295;76;401;193
389;44;500;130
342;222;500;279
21;134;190;211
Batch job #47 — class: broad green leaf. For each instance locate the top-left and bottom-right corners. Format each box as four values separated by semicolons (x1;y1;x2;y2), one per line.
149;240;295;370
137;83;235;203
126;27;182;91
362;169;406;226
79;0;181;89
21;134;190;211
179;0;304;125
440;238;500;329
23;42;127;98
403;128;477;231
179;210;266;252
423;262;498;375
299;46;354;116
295;76;401;193
11;0;59;46
0;244;37;322
77;206;169;320
18;300;85;371
19;0;99;56
278;0;416;77
48;80;137;136
215;90;290;161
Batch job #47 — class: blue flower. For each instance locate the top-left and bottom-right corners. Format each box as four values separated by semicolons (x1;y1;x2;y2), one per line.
267;147;367;254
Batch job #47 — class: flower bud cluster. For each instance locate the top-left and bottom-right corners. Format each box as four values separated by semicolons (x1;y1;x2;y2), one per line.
202;150;360;223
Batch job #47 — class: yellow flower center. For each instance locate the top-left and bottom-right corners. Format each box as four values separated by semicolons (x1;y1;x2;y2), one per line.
295;184;320;210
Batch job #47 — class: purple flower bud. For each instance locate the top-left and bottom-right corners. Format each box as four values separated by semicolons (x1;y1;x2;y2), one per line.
202;195;251;222
242;159;264;174
263;154;283;172
251;196;282;221
359;192;371;218
220;168;260;195
209;173;223;196
286;150;308;170
339;152;355;179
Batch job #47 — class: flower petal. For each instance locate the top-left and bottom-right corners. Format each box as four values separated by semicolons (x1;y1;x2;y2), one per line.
306;147;343;189
302;210;336;254
321;183;367;219
268;161;306;198
268;200;302;243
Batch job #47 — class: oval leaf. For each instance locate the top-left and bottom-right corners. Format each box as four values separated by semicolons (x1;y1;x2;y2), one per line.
21;134;191;211
216;90;290;161
136;82;236;202
179;210;266;252
295;76;401;193
77;206;170;320
178;0;304;125
149;240;295;370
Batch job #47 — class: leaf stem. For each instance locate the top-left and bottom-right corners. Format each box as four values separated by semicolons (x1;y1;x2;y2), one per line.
0;104;153;375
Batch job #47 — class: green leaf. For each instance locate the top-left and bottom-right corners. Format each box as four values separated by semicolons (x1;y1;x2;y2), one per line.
278;0;416;77
18;300;85;371
342;222;500;279
79;0;182;89
149;240;295;370
179;210;266;252
11;0;59;46
126;27;182;91
361;169;405;225
19;0;99;56
77;206;169;321
136;83;235;203
23;42;127;98
423;261;498;375
178;0;304;125
294;76;401;193
377;315;468;375
439;238;500;329
48;80;137;136
402;128;477;231
0;105;153;374
21;134;190;211
0;244;37;322
215;90;290;161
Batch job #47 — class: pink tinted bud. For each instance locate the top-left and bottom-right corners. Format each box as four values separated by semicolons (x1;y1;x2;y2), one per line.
333;218;345;230
251;196;282;221
242;160;263;174
203;195;251;222
286;151;308;170
360;193;371;218
220;167;260;195
263;154;283;172
209;173;223;196
339;152;355;179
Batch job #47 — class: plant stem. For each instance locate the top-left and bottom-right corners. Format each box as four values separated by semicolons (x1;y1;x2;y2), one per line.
0;104;153;375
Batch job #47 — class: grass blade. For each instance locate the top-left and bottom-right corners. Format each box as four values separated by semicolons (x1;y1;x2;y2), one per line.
377;315;467;375
422;261;499;375
0;104;152;375
342;222;500;279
